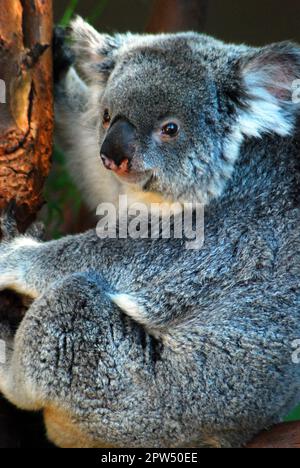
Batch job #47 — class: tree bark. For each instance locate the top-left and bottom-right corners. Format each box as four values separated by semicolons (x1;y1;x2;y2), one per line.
146;0;208;33
0;0;53;230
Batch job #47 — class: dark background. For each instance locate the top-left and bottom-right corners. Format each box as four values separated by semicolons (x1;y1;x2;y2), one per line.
54;0;300;45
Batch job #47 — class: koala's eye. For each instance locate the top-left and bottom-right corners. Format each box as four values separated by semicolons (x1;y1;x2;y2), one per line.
161;122;179;138
102;109;111;129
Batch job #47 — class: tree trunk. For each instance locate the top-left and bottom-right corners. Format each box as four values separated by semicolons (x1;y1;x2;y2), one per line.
0;0;53;230
0;0;53;449
246;421;300;449
146;0;208;33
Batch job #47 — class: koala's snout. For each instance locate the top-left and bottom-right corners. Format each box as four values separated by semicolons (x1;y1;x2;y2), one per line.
100;119;136;174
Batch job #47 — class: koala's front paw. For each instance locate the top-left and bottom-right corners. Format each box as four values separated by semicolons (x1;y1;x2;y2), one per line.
53;26;75;83
0;205;40;298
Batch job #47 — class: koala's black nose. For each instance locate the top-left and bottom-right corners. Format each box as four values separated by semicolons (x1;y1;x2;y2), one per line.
100;119;136;172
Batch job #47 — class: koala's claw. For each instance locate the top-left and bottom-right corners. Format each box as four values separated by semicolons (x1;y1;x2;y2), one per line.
53;26;75;83
0;201;19;241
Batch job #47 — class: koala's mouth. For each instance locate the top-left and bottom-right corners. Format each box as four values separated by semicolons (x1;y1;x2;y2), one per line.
102;155;154;187
115;170;154;188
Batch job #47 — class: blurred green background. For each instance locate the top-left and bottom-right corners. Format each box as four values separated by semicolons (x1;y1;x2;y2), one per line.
49;0;300;422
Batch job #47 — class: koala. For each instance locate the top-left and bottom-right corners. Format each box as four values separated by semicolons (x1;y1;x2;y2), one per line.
0;16;300;448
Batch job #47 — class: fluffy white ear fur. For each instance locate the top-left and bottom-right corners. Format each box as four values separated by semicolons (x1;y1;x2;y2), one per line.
69;16;134;82
70;17;110;65
69;16;119;81
238;43;300;138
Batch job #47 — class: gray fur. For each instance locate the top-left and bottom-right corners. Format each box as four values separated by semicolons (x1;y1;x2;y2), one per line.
0;17;300;448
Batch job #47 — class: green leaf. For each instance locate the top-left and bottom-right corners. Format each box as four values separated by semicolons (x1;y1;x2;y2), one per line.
60;0;79;26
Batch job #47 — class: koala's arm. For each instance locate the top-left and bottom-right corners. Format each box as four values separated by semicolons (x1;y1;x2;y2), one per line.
0;229;99;299
0;208;181;331
0;222;168;333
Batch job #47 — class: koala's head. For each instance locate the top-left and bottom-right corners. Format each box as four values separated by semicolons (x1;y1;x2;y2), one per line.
71;17;300;205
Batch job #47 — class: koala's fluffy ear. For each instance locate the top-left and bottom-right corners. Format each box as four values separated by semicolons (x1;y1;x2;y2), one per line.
69;16;131;82
238;42;300;137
